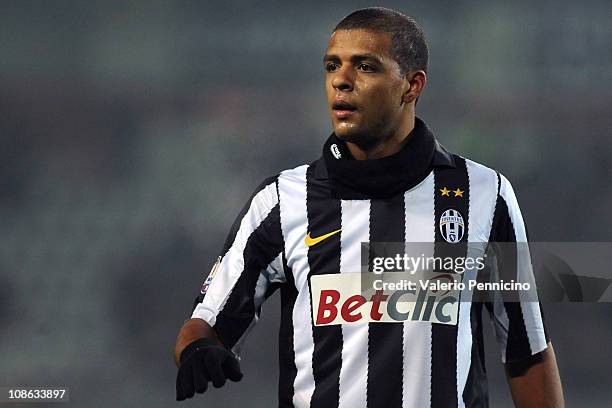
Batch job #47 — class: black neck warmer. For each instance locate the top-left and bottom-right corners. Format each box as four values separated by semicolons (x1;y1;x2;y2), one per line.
322;117;437;199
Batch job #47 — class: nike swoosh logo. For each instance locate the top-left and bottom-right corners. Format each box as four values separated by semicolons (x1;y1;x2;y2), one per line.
304;229;342;247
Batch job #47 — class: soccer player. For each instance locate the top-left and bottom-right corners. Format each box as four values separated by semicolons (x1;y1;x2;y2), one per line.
174;7;564;407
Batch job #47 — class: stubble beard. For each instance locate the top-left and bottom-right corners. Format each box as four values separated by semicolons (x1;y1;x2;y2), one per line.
334;116;395;151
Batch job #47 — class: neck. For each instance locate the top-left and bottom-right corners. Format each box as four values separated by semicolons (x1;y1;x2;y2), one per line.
322;115;440;199
346;114;416;160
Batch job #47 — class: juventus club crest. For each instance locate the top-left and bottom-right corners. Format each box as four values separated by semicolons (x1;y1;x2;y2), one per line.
439;209;465;243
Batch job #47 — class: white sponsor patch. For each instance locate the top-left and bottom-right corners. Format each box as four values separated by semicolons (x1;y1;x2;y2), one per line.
310;271;460;326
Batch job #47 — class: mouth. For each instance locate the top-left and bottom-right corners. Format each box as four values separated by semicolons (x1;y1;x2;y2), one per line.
332;99;357;120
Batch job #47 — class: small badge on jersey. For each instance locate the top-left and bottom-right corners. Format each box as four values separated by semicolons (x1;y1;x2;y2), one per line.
330;143;342;159
200;256;222;294
439;209;465;243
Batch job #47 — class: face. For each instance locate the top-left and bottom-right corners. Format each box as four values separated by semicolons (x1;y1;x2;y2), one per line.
324;29;410;146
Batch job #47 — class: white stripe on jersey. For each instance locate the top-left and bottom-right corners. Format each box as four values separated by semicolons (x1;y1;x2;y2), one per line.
277;165;316;406
192;181;278;326
338;199;370;408
402;171;435;408
465;160;499;243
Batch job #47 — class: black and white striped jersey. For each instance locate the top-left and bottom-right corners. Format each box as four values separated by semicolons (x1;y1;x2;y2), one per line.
190;117;550;408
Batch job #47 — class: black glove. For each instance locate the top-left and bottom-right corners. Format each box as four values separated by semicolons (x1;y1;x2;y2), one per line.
176;338;243;401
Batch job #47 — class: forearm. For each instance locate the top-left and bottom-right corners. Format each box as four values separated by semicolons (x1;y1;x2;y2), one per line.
174;318;222;366
505;342;564;408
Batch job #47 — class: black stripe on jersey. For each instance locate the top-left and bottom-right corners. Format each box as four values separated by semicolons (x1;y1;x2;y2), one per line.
495;172;501;197
367;195;405;408
540;301;550;345
462;302;490;408
278;252;299;408
432;155;470;408
305;165;343;408
213;202;284;349
488;184;531;361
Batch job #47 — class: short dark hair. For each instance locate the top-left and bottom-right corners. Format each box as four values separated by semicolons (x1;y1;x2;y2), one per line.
333;7;429;75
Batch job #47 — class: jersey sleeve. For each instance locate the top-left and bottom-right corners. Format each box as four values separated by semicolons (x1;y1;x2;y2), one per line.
484;173;550;364
191;175;286;356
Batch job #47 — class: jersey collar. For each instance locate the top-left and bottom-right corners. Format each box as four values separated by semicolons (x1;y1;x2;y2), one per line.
314;116;455;199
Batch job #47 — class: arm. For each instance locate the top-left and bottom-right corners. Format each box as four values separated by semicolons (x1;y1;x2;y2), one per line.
174;176;285;400
174;318;222;367
505;342;565;408
486;173;562;406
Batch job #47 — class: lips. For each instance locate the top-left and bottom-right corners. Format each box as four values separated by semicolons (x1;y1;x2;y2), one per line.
332;100;357;111
332;99;357;120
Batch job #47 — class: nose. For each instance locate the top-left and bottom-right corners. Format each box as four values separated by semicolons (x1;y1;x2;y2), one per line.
331;66;354;92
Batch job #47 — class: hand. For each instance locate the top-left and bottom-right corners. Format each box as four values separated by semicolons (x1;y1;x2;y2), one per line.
176;337;243;401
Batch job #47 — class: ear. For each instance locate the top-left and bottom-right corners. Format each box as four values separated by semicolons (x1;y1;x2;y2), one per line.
401;70;427;105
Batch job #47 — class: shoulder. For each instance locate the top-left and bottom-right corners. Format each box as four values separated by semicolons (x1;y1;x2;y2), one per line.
433;140;503;195
451;155;513;197
277;163;311;182
247;175;280;210
462;156;498;186
249;162;311;206
252;163;312;187
457;156;525;222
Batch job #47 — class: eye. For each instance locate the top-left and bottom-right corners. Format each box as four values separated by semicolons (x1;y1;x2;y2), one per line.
325;62;339;72
358;63;375;72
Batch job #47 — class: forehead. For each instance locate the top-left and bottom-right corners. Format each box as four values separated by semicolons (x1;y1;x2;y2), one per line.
326;29;393;60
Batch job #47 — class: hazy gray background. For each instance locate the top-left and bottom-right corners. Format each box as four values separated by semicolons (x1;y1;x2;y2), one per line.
1;1;611;407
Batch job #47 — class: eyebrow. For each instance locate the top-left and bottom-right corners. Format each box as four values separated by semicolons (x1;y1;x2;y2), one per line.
323;53;384;65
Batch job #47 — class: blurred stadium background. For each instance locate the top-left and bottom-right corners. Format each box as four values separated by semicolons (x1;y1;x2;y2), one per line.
1;1;610;407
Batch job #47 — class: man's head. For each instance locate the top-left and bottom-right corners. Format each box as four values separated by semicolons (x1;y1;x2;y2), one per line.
324;7;429;148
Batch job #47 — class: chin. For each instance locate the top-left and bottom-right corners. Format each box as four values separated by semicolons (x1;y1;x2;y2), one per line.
335;131;359;144
334;123;360;141
334;126;375;147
